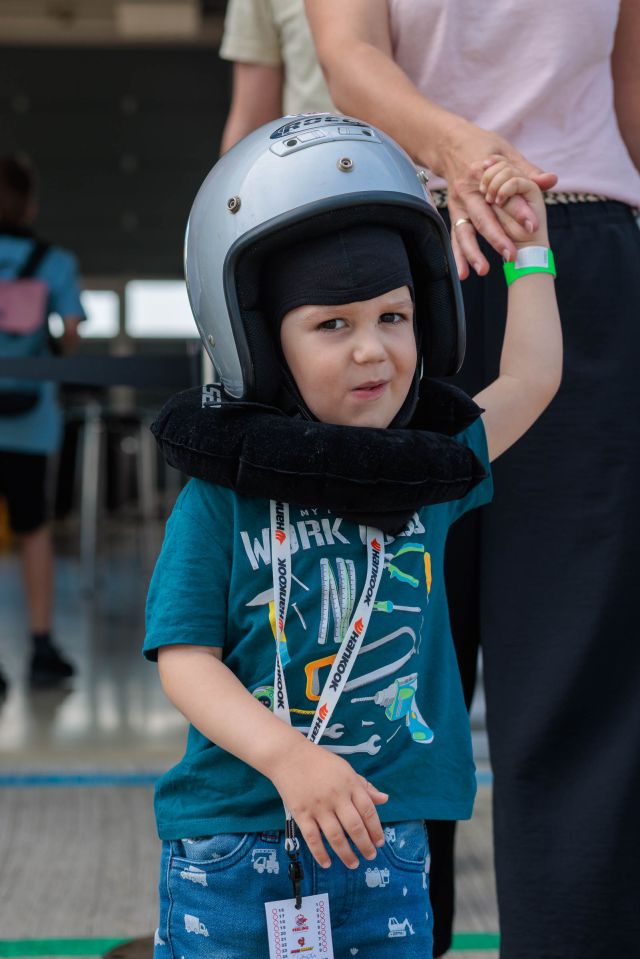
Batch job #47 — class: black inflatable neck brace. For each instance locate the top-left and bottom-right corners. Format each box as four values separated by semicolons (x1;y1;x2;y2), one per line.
152;379;487;535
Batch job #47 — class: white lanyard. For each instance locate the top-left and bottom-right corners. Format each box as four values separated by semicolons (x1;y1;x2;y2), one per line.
270;499;293;723
269;501;384;822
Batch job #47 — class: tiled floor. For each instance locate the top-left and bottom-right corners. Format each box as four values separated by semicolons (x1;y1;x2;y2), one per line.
0;519;498;957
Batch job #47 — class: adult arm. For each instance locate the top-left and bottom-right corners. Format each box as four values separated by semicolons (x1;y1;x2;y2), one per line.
472;163;562;461
305;0;557;278
157;643;387;868
220;61;284;154
612;0;640;172
47;250;86;351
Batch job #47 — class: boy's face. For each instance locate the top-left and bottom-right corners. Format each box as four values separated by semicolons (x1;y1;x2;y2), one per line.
280;286;417;428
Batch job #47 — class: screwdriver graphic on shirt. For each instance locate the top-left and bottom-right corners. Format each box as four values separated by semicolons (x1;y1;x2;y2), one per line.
352;673;434;743
373;600;421;613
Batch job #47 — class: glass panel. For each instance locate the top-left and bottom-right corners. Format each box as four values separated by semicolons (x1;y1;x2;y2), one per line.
49;290;120;338
80;290;120;337
125;280;198;338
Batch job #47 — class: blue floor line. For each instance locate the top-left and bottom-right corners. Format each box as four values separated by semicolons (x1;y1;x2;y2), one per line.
0;771;162;787
0;769;494;788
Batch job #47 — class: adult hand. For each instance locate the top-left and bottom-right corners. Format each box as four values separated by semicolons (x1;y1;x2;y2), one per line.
441;120;557;278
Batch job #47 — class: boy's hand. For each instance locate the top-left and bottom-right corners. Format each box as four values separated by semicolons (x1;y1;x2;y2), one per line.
269;736;388;870
479;156;550;251
472;155;561;463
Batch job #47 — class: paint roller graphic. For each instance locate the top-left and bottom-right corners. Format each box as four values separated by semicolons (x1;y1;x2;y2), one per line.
352;673;434;744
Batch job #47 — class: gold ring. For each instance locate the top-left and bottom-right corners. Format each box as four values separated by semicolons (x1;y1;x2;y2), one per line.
453;217;472;229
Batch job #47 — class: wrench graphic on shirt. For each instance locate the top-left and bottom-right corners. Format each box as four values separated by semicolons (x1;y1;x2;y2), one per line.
294;726;380;753
324;735;382;756
295;723;345;740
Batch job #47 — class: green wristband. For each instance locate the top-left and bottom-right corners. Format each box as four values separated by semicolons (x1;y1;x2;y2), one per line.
503;247;556;286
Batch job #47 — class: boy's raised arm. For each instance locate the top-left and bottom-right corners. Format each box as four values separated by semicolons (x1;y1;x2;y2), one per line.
472;160;563;462
157;644;388;868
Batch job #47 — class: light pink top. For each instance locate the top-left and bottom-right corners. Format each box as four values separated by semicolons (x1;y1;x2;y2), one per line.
388;0;640;205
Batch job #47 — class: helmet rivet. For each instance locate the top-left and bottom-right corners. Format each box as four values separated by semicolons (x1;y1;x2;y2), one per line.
227;196;241;213
337;157;354;172
207;335;215;348
417;169;429;184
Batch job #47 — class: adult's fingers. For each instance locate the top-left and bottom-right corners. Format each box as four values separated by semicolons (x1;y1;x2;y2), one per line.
455;193;509;271
448;199;490;276
450;227;471;281
531;171;558;191
463;191;539;262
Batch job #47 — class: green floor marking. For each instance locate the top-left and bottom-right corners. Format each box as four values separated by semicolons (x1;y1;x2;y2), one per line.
0;940;127;957
0;933;501;957
452;932;501;949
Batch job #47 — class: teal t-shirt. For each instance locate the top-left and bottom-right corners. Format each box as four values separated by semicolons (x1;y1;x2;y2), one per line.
144;418;493;839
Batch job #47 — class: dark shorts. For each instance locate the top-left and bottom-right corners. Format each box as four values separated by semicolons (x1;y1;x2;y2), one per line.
0;450;48;533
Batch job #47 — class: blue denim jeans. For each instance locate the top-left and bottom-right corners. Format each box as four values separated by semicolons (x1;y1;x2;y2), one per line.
154;820;432;958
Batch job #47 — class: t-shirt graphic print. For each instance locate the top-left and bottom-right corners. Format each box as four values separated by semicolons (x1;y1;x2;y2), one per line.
144;418;492;839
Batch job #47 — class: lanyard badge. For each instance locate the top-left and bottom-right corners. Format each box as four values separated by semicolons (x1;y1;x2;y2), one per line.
269;501;384;909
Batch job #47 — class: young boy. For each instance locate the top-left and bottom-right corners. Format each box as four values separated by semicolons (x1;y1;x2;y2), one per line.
145;117;561;958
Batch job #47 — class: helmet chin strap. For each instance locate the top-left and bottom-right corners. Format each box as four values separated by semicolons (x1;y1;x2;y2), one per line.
275;363;314;420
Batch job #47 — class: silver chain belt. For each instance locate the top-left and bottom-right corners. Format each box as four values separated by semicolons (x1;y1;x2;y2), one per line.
429;188;611;210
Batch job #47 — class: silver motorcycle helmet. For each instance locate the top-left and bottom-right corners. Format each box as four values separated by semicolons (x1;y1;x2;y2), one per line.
185;113;465;404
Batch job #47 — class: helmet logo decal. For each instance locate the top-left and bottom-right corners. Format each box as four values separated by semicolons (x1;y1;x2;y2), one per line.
201;385;222;408
270;114;370;140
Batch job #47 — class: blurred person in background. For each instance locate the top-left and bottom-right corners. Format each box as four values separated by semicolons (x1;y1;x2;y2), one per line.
304;1;640;957
0;153;86;694
219;0;335;153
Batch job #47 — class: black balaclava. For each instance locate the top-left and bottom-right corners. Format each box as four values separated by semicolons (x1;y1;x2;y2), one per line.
263;224;421;427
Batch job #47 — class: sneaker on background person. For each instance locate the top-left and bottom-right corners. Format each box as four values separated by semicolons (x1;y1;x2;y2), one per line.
28;633;75;688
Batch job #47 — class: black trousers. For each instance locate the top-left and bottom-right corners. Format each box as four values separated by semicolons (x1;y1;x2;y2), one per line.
428;201;640;958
